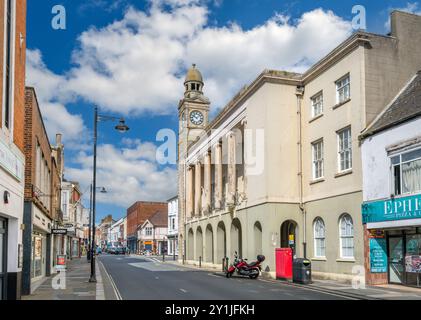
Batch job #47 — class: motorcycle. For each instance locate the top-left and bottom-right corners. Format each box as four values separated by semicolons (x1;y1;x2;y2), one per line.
225;251;265;279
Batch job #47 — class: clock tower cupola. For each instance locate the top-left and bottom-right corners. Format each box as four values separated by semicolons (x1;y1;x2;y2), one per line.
178;64;210;144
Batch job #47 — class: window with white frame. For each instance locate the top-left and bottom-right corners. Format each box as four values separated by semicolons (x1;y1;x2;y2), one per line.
336;74;350;104
312;139;324;179
337;127;352;172
391;147;421;196
313;218;326;258
145;227;153;236
311;91;323;118
339;214;354;258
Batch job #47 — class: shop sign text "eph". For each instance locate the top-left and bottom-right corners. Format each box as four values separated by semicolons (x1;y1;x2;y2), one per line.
362;194;421;223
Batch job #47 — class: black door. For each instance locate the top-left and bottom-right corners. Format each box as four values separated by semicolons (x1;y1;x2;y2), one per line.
0;217;7;300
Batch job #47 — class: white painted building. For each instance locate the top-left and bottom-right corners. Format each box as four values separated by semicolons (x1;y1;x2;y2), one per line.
167;196;179;256
361;71;421;288
109;218;125;247
61;181;83;259
137;210;168;255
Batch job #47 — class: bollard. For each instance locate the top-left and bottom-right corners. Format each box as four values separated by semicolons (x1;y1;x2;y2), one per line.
222;258;225;272
199;256;202;268
183;254;185;265
163;251;165;262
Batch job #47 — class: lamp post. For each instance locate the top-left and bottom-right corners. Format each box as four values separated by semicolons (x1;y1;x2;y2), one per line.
87;185;107;261
89;106;129;283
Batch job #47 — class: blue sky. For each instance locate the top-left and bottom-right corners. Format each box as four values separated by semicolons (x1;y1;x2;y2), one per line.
25;0;421;223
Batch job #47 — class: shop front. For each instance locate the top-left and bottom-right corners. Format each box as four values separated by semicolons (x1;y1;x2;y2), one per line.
31;206;52;284
362;193;421;288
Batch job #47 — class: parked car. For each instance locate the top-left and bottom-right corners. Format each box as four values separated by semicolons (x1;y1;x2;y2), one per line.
108;247;116;254
115;247;125;255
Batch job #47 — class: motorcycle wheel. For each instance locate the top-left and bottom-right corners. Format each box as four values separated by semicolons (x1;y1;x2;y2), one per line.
249;273;259;279
226;272;233;278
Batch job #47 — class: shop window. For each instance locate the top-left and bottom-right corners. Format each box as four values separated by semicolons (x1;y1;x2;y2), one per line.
339;214;354;258
313;218;326;258
391;148;421;196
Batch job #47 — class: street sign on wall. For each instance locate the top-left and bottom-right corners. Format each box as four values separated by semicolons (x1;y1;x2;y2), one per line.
52;229;67;235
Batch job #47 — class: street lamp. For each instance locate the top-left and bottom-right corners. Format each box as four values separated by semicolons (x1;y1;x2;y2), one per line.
87;185;107;262
89;106;129;283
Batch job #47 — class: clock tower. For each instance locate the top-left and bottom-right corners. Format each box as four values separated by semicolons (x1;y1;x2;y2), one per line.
178;64;210;148
178;64;210;262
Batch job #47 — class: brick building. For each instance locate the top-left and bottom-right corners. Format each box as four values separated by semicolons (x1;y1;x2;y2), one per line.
22;87;61;295
126;202;167;253
0;0;27;300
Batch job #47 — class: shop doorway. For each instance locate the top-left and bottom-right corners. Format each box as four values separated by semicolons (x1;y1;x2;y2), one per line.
388;236;404;284
32;233;46;281
0;217;7;300
387;230;421;288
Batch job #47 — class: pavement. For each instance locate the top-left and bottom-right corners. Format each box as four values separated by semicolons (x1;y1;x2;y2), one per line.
22;254;421;300
22;256;117;300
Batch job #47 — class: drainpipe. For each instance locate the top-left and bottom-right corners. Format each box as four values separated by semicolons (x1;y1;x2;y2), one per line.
296;85;306;259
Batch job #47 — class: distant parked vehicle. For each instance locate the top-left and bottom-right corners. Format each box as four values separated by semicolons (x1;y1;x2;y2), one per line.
108;247;117;254
115;247;125;255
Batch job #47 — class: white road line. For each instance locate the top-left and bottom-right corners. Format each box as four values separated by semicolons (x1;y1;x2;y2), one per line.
100;261;123;300
180;288;188;293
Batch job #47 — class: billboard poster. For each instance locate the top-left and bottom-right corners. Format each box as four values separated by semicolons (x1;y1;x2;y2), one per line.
370;238;388;273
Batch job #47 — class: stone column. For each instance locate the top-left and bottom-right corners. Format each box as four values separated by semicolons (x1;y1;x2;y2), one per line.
227;131;237;204
203;152;212;214
194;161;201;216
214;143;223;209
186;166;194;219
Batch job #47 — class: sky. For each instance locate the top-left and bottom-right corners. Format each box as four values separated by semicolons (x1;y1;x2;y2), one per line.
25;0;421;223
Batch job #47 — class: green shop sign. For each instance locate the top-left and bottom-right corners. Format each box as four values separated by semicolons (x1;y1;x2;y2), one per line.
362;194;421;224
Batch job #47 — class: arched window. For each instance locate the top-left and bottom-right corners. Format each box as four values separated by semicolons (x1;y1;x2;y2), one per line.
313;218;326;258
339;214;354;258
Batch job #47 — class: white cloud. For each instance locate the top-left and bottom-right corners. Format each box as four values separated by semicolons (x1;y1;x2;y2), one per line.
29;2;352;118
65;141;177;207
26;49;87;146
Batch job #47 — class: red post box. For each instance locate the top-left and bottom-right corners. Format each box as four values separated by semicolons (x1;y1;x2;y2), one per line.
275;248;293;280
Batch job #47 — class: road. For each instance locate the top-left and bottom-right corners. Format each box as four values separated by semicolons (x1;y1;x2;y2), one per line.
98;254;352;300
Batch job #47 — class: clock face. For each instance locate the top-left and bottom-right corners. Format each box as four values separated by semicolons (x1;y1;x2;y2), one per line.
190;110;204;125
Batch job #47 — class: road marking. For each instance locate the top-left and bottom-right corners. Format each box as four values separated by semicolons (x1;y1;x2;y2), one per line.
258;279;359;300
100;261;123;301
180;288;188;293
